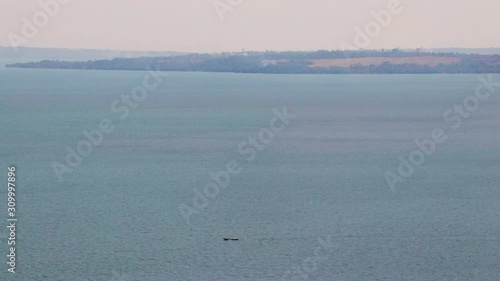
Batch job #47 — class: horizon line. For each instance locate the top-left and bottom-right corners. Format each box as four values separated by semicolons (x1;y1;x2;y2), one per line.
2;45;500;54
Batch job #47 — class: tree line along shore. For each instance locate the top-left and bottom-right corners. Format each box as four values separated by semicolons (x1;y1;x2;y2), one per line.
6;49;500;74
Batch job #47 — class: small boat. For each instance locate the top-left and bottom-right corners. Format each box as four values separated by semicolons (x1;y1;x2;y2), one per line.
223;238;239;241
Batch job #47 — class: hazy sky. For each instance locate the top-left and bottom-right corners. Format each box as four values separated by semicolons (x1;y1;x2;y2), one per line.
1;0;499;52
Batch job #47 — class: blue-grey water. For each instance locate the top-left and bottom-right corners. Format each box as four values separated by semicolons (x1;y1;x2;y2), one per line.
0;62;499;280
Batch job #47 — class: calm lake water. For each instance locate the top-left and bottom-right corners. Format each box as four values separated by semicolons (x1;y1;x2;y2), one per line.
0;63;499;280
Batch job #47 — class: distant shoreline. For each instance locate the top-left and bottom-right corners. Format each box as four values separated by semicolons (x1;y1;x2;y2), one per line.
6;50;500;74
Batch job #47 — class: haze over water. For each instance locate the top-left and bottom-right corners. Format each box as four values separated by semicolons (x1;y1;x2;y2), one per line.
0;63;499;280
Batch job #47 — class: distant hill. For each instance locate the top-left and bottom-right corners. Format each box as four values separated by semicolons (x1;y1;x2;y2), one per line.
420;48;500;55
2;46;499;60
5;49;500;74
308;56;462;68
0;46;184;60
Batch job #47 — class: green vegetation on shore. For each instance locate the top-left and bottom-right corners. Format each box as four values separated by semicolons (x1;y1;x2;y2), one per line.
6;49;500;74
